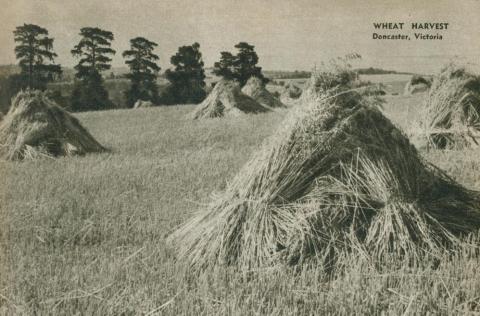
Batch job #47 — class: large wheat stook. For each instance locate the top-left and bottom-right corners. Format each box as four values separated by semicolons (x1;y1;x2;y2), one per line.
420;65;480;149
241;77;286;109
169;88;480;272
191;79;270;119
0;90;106;160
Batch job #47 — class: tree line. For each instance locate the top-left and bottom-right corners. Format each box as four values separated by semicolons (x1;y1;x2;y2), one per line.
2;23;267;111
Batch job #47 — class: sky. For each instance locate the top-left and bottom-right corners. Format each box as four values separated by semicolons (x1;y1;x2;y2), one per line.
1;0;480;74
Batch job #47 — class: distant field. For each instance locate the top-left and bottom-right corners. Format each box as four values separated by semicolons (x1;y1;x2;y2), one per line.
359;73;413;83
360;74;412;95
1;79;480;314
43;73;413;110
267;74;412;96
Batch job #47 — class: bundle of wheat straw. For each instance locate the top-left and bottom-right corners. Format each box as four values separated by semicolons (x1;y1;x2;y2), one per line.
420;64;480;149
169;86;480;272
191;80;270;119
0;90;106;160
241;77;286;109
280;82;302;105
404;75;431;95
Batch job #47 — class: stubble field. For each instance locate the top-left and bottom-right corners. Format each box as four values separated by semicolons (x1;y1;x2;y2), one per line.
1;78;480;315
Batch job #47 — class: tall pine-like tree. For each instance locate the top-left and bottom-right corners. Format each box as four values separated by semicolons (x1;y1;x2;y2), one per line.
233;42;265;86
123;37;160;107
163;42;206;104
13;23;62;90
212;52;235;80
212;42;266;86
70;27;115;111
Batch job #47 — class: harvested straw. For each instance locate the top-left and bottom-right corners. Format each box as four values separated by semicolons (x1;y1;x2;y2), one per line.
404;75;431;95
420;64;480;149
191;80;270;119
169;89;480;272
0;90;106;160
300;65;358;102
134;100;154;108
241;77;285;108
300;72;329;101
357;82;387;96
280;82;302;104
284;83;302;98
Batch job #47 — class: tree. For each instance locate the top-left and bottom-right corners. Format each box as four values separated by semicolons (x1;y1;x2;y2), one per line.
123;37;160;107
212;42;266;86
212;52;235;80
70;27;116;111
163;42;206;104
233;42;266;86
13;23;62;90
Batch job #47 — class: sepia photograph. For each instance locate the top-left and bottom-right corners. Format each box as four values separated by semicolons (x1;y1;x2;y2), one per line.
1;0;480;314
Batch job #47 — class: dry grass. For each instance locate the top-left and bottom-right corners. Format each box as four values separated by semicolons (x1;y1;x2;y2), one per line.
404;75;431;96
280;82;302;105
0;99;479;315
133;100;154;108
169;89;480;274
417;64;480;149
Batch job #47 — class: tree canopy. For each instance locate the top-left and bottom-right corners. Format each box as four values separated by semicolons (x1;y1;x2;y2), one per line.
70;27;115;111
212;42;267;86
71;27;116;79
123;37;160;107
163;42;206;104
13;23;62;89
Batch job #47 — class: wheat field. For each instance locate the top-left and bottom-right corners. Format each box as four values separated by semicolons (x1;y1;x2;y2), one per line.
1;92;480;315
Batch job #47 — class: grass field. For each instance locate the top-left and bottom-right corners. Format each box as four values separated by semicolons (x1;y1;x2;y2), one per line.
1;91;480;314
